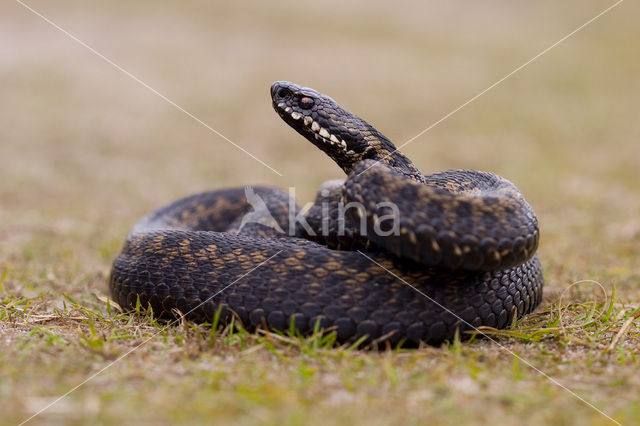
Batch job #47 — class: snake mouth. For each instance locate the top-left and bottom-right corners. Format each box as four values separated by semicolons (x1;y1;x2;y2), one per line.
283;107;349;152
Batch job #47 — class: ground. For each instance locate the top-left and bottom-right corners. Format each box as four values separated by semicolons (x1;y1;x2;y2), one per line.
1;1;639;425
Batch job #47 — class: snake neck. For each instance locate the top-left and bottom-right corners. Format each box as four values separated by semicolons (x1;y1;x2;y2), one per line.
271;81;423;181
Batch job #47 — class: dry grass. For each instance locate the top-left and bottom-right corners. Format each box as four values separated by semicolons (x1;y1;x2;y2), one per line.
1;0;639;424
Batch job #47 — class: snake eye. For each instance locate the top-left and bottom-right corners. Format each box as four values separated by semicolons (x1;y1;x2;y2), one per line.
299;96;314;110
276;87;292;99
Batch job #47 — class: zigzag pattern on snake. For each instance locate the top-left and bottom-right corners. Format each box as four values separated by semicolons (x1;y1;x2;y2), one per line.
109;81;543;346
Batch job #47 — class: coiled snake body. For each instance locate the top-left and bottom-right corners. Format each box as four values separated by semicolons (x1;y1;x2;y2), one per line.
110;82;543;345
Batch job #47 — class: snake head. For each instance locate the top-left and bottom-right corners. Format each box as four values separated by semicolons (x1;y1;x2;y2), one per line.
271;81;402;174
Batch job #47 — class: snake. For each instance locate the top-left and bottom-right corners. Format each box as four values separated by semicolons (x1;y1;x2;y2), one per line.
110;81;543;346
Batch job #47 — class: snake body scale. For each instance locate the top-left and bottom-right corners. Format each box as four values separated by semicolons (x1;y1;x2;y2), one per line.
110;81;543;346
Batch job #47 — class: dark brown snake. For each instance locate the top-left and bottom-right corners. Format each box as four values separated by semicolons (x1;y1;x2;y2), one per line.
110;81;543;346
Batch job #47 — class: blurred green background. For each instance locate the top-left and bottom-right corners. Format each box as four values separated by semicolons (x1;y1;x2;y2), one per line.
1;0;639;423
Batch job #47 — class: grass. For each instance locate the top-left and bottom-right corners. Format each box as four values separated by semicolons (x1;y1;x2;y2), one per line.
2;291;640;424
1;0;640;424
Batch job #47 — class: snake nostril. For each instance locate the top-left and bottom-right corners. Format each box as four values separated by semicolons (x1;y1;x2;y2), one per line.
276;87;292;99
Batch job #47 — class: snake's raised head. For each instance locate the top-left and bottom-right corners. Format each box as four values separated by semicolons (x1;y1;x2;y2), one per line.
271;81;420;177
